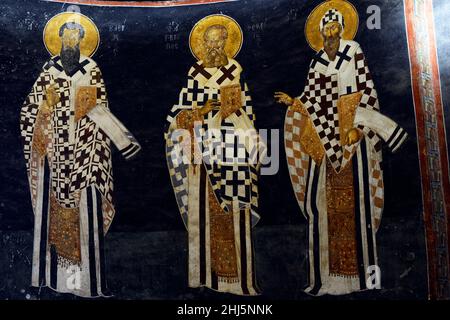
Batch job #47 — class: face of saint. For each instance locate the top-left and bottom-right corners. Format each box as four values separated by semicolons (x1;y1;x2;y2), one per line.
62;28;81;49
60;28;82;73
203;27;229;67
321;21;342;61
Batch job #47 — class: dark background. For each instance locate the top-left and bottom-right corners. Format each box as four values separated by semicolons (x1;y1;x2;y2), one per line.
0;0;444;300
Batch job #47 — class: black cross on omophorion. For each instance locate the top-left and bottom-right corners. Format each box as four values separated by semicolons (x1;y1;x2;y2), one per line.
335;45;352;70
36;76;51;88
229;169;250;200
44;57;63;72
65;59;90;77
217;65;237;84
231;170;241;196
187;80;203;102
191;63;212;79
57;110;70;125
311;51;330;69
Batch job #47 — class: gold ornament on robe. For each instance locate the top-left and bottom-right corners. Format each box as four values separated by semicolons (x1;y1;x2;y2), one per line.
209;183;239;282
294;91;363;166
189;14;243;61
305;0;359;52
300;117;325;165
43;12;100;57
48;193;82;266
326;159;358;277
290;100;325;164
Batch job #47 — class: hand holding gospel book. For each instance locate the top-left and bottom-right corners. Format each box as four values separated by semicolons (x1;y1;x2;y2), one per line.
220;83;242;119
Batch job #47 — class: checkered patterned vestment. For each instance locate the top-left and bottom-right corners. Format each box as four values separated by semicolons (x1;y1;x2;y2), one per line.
20;55;140;232
286;40;407;221
165;59;263;225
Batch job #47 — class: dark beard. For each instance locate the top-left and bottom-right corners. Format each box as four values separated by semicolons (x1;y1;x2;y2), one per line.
60;45;81;74
204;47;228;67
323;36;340;61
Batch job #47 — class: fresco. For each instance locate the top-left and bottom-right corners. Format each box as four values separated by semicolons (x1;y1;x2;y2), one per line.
20;11;141;297
165;14;264;295
276;0;408;296
0;0;448;301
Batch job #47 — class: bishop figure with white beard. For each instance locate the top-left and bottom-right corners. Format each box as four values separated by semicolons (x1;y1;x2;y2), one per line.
275;6;408;296
165;15;265;296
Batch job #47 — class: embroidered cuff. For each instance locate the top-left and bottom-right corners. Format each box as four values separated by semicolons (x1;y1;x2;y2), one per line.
386;126;408;153
120;141;141;160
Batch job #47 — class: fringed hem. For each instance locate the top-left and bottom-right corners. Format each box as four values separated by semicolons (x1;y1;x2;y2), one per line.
189;284;261;297
57;255;82;269
218;276;240;284
329;273;359;279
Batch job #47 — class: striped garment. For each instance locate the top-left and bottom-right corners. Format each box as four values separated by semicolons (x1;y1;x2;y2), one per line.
285;40;408;295
165;59;264;295
20;55;140;297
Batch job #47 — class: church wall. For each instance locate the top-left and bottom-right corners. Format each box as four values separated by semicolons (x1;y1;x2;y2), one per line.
1;0;447;299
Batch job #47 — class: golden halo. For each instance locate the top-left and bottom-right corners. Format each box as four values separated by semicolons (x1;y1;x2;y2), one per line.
189;14;243;61
43;12;100;57
305;0;359;52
